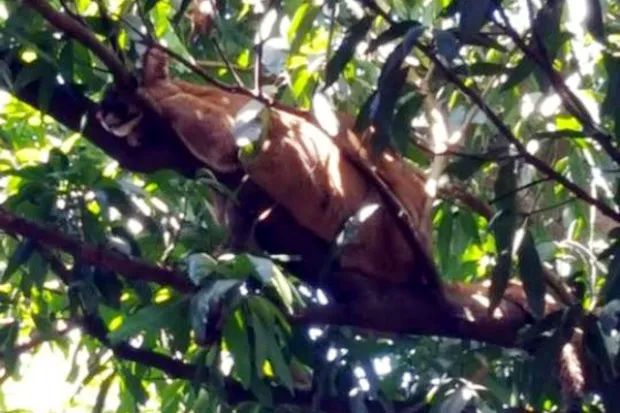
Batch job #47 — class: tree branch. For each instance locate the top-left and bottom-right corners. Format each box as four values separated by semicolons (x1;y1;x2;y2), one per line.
0;322;73;361
416;43;620;224
0;207;194;292
492;5;620;166
22;0;134;88
0;50;202;175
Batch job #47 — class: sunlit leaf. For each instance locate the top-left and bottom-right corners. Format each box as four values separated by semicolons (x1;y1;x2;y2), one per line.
288;3;320;56
109;298;188;343
187;252;217;285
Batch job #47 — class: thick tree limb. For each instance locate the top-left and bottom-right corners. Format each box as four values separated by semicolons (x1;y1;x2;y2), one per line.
22;0;134;88
0;207;194;292
1;49;202;175
0;204;543;348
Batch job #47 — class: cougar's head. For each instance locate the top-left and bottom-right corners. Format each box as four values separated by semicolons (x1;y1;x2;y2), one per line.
96;87;144;146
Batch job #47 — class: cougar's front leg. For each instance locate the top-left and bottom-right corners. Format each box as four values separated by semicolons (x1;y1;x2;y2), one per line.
294;270;455;335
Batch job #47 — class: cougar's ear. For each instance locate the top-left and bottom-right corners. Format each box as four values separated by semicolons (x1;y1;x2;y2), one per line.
142;47;169;86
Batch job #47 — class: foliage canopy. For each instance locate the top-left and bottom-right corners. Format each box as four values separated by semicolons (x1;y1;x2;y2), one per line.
1;0;620;412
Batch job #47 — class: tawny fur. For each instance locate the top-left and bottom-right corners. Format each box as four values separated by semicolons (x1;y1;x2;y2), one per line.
138;48;432;288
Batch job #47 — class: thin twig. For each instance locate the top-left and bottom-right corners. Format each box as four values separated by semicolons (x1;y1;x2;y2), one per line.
492;5;620;166
411;137;520;162
58;0;87;26
23;0;134;88
134;0;155;42
197;60;248;71
524;197;578;216
212;37;246;89
0;322;73;360
94;0;121;56
416;42;620;223
490;177;552;204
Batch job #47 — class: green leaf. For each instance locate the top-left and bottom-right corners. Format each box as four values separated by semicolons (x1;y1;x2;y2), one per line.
93;269;123;309
48;148;69;172
0;60;13;90
434;29;460;61
585;0;606;43
190;280;242;344
371;25;424;152
353;90;377;134
0;322;19;375
288;3;320;56
437;205;454;274
368;20;421;53
13;61;45;91
266;331;294;393
223;309;252;389
2;239;36;283
445;157;488;180
585;316;616;381
23;251;48;293
92;373;116;413
58;40;74;83
187;253;217;285
172;0;193;24
251;311;269;378
120;365;148;405
248;255;296;312
517;231;546;319
602;54;620;141
493;161;517;210
489;210;517;312
392;91;423;152
459;0;493;41
108;298;188;343
603;242;620;303
454;62;507;76
489;162;519;310
502;58;537;91
324;16;374;88
144;0;160;13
